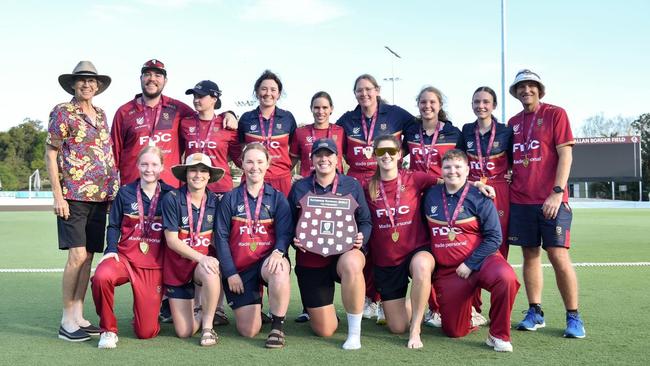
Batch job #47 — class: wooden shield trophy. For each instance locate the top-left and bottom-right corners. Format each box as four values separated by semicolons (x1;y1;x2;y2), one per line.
296;192;359;257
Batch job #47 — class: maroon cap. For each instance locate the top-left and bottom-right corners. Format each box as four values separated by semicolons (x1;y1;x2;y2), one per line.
141;59;166;76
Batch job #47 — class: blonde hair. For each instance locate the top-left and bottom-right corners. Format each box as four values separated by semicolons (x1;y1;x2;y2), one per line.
242;142;270;162
368;135;401;202
136;145;164;165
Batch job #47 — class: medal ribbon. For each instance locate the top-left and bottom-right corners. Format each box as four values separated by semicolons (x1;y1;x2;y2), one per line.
257;109;275;148
522;104;541;158
312;173;339;195
419;122;441;170
310;124;332;143
243;183;265;239
441;183;471;232
473;119;497;178
194;115;218;155
136;181;161;240
361;110;378;147
378;173;402;231
141;96;163;139
186;189;207;245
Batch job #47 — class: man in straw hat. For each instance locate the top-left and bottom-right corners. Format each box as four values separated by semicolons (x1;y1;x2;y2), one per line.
46;61;119;341
506;69;585;339
160;153;225;346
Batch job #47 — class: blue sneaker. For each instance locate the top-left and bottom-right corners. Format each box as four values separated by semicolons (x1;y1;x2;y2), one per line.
563;312;586;338
516;307;546;331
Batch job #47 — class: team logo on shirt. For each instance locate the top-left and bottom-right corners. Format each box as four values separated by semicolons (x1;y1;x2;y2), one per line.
237;204;245;213
182;216;189;225
332;135;338;141
207;215;213;223
380;123;387;130
430;206;438;215
136;117;145;125
414;133;420;141
189;126;196;133
276;123;282;129
439;134;445;140
556;226;562;236
493;141;500;147
352;127;361;135
537;118;544;127
498;210;504;217
467;141;474;149
250;124;258;131
512;124;521;134
306;136;313;143
400;185;406;192
131;202;139;211
162;112;170;121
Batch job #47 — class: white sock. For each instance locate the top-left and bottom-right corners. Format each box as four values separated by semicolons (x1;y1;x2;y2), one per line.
342;312;362;350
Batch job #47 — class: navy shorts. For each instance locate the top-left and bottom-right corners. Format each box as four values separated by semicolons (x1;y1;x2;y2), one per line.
508;203;572;249
222;260;266;310
165;282;195;300
57;200;108;253
296;258;341;308
374;246;431;301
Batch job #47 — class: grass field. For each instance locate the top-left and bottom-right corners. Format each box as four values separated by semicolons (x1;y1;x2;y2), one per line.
1;209;649;365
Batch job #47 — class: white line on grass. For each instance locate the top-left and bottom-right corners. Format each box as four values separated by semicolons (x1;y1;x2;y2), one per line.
2;262;650;273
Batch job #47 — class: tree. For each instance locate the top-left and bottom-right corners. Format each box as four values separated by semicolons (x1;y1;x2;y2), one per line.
578;113;634;138
0;118;46;190
631;113;650;200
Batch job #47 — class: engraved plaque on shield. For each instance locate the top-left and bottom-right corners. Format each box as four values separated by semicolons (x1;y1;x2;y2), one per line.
296;192;359;257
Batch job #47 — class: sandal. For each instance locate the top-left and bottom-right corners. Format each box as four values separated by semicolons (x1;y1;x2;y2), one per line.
200;328;218;347
265;329;285;349
213;309;229;326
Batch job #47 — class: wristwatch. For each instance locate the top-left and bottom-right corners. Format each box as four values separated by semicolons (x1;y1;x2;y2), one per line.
552;186;564;194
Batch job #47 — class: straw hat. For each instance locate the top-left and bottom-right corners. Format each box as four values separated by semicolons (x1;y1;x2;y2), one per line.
58;61;111;96
171;153;225;183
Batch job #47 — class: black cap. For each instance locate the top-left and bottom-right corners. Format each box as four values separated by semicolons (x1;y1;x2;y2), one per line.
186;80;222;109
141;59;166;77
311;138;338;155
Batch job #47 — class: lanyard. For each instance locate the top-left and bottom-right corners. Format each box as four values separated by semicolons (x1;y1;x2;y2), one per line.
257;109;275;148
379;173;402;238
194;115;218;155
441;183;470;238
141;96;162;139
310;124;332;143
473;119;497;179
419;122;442;170
312;173;339;194
136;182;161;239
186;189;207;245
243;183;265;238
361;110;378;146
523;104;542;156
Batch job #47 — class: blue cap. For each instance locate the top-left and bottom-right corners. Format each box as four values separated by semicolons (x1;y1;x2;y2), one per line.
311;138;338;155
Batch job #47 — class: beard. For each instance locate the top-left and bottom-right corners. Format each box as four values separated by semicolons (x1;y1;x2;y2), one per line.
142;88;163;99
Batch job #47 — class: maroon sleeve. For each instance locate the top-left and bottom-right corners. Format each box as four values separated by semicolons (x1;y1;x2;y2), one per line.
552;107;575;148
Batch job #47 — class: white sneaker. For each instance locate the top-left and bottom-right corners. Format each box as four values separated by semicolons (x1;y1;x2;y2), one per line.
98;332;118;349
486;334;513;352
362;298;377;319
423;310;442;328
376;302;386;325
471;306;488;327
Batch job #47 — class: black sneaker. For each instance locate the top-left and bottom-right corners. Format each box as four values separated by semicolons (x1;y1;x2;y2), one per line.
58;326;91;342
295;309;310;323
160;298;173;323
79;324;101;336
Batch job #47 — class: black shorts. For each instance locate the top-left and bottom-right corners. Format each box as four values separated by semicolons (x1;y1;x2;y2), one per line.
295;258;341;309
222;260;266;310
165;282;195;300
57;200;108;253
508;203;572;249
374;246;431;301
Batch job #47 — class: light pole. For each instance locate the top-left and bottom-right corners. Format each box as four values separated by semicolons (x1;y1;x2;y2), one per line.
384;46;401;104
500;0;507;122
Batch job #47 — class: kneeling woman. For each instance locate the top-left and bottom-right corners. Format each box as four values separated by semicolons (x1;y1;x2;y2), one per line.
215;142;292;349
162;153;225;346
92;146;174;349
364;135;439;349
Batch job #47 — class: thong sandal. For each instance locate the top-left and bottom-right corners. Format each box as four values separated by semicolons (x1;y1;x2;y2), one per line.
200;328;218;347
265;329;285;349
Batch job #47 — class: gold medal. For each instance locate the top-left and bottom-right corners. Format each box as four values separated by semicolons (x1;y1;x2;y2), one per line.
250;241;257;252
448;231;456;241
522;157;530;168
391;231;399;242
364;148;373;159
139;241;149;254
480;176;488;184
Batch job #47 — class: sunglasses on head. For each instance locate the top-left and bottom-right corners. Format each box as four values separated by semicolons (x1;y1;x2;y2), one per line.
374;147;399;156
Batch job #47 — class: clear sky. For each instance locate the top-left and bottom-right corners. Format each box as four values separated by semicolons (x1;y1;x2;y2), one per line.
1;0;648;135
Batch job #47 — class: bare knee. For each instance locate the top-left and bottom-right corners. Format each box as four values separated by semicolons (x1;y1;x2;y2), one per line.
388;321;408;334
237;324;260;338
312;324;337;338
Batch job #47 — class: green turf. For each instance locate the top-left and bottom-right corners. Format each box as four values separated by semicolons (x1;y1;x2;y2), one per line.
1;209;649;365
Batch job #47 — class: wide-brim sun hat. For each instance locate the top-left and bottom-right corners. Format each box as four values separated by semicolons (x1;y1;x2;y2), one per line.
58;61;111;96
509;69;545;99
171;153;225;183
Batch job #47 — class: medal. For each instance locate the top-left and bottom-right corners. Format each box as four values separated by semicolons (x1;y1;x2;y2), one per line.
441;183;470;243
148;139;156;147
523;157;530;168
136;181;161;255
480;176;488;184
379;173;402;244
364;148;373;159
250;241;258;252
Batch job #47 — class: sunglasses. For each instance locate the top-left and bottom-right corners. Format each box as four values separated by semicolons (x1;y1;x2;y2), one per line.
374;147;399;156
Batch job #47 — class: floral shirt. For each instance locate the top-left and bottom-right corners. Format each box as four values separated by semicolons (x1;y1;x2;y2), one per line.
46;98;119;202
